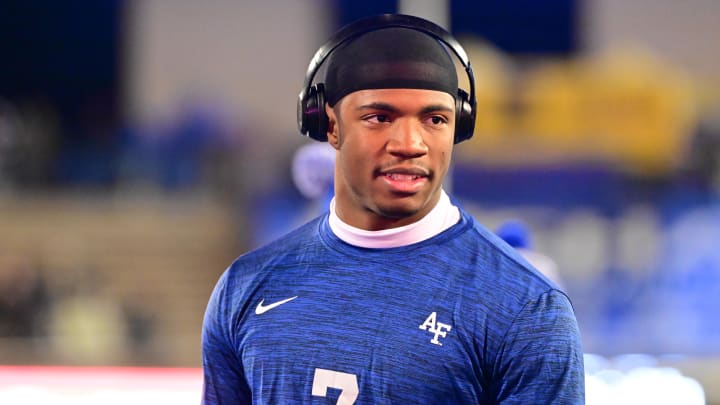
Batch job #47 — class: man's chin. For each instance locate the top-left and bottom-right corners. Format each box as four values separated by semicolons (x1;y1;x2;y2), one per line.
373;200;425;221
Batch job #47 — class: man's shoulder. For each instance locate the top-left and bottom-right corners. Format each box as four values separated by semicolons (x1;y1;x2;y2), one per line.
233;215;325;266
454;208;562;298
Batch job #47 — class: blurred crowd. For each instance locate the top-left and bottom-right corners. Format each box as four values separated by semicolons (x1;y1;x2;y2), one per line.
0;96;246;196
0;252;154;365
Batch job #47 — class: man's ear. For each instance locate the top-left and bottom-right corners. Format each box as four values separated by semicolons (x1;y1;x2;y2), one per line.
325;103;340;149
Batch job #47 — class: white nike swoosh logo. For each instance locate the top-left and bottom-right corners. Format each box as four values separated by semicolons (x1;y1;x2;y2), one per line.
255;296;298;315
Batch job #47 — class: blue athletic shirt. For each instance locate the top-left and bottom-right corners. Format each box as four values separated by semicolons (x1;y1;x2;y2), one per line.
202;208;585;404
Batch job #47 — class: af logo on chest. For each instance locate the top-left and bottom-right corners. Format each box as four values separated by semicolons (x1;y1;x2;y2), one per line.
419;312;452;346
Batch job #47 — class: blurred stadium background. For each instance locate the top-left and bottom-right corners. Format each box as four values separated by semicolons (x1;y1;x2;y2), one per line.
1;0;719;403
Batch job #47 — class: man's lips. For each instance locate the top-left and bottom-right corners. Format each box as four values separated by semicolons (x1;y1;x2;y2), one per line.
383;173;425;181
378;166;430;178
377;167;430;193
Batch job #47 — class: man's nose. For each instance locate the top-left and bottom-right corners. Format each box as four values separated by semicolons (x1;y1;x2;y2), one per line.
386;119;428;157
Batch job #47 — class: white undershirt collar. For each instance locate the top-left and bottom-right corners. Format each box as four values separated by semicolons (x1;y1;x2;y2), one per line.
328;190;460;249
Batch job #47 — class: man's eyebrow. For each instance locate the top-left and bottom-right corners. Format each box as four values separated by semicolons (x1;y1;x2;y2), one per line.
355;102;398;112
419;104;454;115
355;102;454;114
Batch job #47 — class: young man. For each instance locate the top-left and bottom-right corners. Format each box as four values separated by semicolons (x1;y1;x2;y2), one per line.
202;14;585;404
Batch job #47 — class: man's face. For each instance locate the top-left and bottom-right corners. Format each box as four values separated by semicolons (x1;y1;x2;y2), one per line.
326;88;455;230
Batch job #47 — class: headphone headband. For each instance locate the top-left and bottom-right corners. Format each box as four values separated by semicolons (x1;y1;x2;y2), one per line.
298;14;477;143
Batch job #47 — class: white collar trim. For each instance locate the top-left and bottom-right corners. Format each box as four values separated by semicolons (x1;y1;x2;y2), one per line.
328;190;460;248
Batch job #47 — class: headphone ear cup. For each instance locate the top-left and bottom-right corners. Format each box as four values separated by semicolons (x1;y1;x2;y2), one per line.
454;88;475;144
313;84;328;141
298;87;312;136
298;84;329;141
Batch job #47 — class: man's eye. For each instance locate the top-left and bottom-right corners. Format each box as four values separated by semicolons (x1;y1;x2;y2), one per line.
365;114;391;124
427;116;448;125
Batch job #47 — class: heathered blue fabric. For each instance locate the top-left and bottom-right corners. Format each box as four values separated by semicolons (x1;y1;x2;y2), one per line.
202;209;585;404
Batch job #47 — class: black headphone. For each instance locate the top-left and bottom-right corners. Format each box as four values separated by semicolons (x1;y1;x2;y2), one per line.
297;14;477;144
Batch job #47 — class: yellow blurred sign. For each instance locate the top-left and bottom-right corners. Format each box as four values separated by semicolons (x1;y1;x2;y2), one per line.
456;42;698;176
